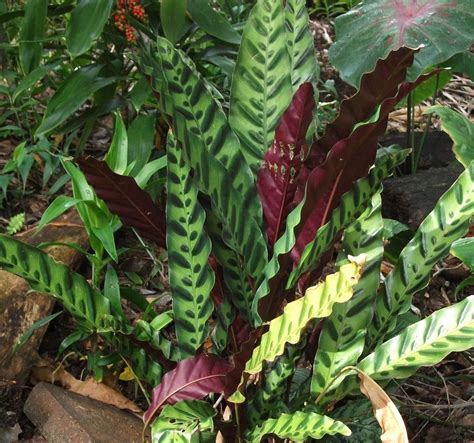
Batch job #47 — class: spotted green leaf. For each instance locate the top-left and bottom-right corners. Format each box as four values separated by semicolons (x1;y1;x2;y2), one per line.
0;234;108;329
311;192;384;399
246;411;351;442
151;400;216;443
166;134;214;357
368;162;474;348
229;0;292;173
229;262;361;403
358;295;474;383
204;209;253;325
285;0;319;91
151;40;267;280
0;234;162;386
247;344;301;429
151;37;259;223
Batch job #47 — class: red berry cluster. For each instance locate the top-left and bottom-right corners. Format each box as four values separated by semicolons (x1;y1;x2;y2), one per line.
113;0;146;43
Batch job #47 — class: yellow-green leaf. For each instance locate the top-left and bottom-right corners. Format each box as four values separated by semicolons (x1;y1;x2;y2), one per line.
229;261;362;403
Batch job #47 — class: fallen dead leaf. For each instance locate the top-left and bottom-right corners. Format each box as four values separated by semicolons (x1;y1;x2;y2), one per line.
31;359;142;413
358;371;408;443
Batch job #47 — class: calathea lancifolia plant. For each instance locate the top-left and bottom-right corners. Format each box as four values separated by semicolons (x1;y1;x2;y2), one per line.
0;0;473;441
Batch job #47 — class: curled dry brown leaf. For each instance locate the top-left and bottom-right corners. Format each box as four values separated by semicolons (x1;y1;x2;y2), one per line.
31;358;142;413
358;371;408;443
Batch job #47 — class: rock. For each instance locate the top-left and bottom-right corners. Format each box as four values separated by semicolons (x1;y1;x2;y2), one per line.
381;131;455;169
0;210;88;384
382;164;463;229
24;383;148;443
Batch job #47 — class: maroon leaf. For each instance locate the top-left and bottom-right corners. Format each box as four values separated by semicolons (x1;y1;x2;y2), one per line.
143;354;232;427
77;156;166;248
257;83;315;246
256;49;439;322
225;328;263;398
292;69;438;262
308;47;418;167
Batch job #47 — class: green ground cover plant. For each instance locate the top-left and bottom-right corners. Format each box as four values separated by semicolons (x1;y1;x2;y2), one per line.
0;0;473;441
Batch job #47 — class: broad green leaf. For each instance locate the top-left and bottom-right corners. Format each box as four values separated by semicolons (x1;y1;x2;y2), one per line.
455;276;474;295
359;295;474;381
134;156;167;189
166;134;214;357
62;160;118;261
19;0;47;74
151;400;216;443
369;162;474;347
127;114;156;175
38;195;82;230
130;76;152;112
13;310;63;353
253;147;409;324
150;38;267;279
396;70;452;108
36;65;118;137
425;105;474;168
104;265;124;319
13;63;57;101
312;193;384;399
451;238;474;271
188;0;241;45
160;0;188;44
383;219;410;239
229;0;292;173
105;113;128;175
65;0;114;57
229;262;361;403
83;202;118;262
285;0;319;91
330;0;474;87
444;50;474;81
57;329;90;356
246;411;351;442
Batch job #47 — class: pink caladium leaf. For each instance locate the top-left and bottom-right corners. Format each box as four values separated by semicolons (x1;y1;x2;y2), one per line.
329;0;472;87
143;354;232;428
257;83;315;246
77;156;166;248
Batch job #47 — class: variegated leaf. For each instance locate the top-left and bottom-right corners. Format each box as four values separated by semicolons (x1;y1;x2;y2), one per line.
166;134;214;357
229;0;292;173
311;192;384;399
368;162;474;347
151;38;268;280
246;411;351;442
360;296;474;381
